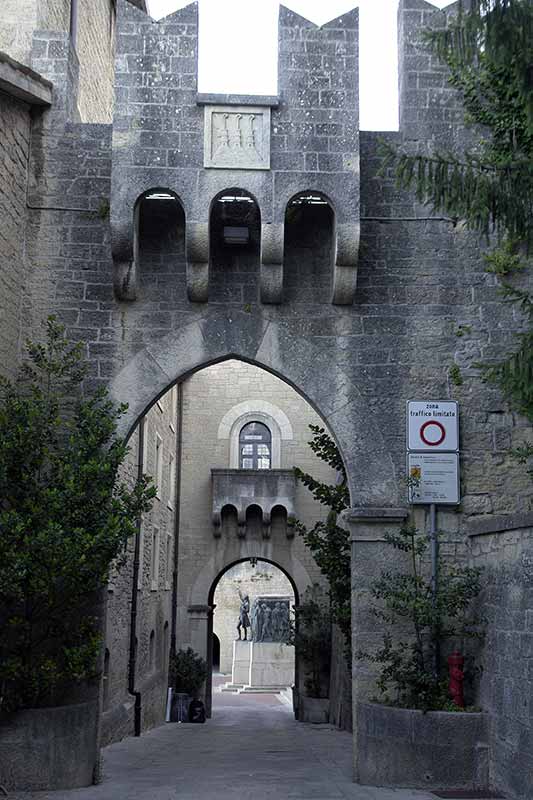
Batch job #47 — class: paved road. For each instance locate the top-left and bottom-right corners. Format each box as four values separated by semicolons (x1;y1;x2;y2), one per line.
11;686;446;800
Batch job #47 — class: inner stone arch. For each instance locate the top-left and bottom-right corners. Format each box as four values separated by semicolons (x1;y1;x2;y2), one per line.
212;559;297;687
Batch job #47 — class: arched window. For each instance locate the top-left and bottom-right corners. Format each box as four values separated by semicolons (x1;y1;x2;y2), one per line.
239;422;271;470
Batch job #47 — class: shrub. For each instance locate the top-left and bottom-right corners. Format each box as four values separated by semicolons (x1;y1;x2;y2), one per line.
357;524;484;711
169;648;207;696
0;318;155;712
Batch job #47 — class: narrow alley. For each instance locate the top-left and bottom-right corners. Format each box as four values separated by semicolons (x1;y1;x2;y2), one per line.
10;688;443;800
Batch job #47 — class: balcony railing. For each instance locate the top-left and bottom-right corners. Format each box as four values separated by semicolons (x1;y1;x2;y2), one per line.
211;468;296;539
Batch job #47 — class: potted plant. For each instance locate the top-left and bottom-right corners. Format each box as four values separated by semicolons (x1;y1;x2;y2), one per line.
168;648;207;722
286;584;331;723
356;523;488;792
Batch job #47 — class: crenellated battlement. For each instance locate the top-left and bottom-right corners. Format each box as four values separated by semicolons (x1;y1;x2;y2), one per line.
110;0;360;306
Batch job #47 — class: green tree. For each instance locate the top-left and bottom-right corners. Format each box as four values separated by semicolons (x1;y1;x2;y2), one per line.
0;318;155;712
385;0;533;426
358;524;483;711
292;425;351;656
285;584;332;698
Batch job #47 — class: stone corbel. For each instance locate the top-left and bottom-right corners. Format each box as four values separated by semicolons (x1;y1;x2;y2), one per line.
332;222;359;305
112;208;139;301
262;510;271;540
260;222;284;304
286;513;296;539
237;508;246;539
212;510;222;539
186;223;209;303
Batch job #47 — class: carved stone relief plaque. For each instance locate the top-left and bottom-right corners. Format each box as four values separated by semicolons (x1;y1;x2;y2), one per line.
204;105;271;170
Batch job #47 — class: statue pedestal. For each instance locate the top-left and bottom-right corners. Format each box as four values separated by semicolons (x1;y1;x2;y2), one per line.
231;640;294;689
232;640;252;685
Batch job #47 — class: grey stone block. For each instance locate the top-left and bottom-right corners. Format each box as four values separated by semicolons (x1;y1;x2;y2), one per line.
0;703;98;791
356;703;489;791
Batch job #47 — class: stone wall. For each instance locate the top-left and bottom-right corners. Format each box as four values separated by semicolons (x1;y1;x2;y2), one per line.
0;91;31;380
102;385;178;745
76;0;117;123
213;561;294;674
0;0;38;64
39;0;71;33
469;519;533;800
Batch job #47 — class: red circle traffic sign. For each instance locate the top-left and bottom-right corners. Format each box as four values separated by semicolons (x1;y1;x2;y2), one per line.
420;420;446;447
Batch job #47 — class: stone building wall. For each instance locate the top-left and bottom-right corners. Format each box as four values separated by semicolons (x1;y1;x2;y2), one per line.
102;385;179;745
176;359;334;627
213;561;294;674
39;0;71;33
0;92;31;380
75;0;117;123
0;0;39;64
470;520;533;798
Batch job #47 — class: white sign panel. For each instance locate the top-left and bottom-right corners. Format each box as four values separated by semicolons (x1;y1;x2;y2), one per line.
407;400;459;452
408;452;460;505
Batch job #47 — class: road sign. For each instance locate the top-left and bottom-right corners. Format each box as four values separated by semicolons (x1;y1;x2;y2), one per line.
408;452;460;505
407;400;459;452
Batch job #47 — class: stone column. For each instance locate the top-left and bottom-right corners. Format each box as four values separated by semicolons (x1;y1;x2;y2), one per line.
341;507;408;782
186;604;213;713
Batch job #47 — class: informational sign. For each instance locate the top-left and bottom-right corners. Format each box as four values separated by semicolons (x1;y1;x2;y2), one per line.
407;401;459;452
408;452;460;505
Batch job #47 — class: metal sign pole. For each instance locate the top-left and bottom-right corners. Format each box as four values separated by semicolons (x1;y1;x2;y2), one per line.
429;502;440;678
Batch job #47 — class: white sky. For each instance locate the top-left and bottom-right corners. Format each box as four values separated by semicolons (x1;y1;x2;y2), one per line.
145;0;454;130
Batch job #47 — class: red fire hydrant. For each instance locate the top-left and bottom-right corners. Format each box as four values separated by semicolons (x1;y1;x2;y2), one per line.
448;651;465;708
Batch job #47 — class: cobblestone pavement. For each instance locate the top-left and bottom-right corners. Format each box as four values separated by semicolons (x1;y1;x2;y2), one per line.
10;685;450;800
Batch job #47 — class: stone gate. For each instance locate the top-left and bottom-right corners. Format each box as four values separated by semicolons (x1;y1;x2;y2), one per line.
1;0;533;796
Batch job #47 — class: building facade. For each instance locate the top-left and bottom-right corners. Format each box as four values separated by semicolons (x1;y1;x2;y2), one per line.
102;386;179;745
0;1;532;797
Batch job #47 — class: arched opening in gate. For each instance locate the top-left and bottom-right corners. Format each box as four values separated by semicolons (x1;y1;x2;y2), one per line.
136;188;186;296
102;355;351;742
284;191;334;302
209;188;261;301
207;557;298;717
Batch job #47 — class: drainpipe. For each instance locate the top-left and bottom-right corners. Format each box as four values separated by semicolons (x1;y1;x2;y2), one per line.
128;416;145;737
170;384;183;658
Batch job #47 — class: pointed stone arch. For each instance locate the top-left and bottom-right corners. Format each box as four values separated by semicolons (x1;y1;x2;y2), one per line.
108;310;398;506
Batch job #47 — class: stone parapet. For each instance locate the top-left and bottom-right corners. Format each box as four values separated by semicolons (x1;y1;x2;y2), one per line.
357;702;489;791
212;468;296;537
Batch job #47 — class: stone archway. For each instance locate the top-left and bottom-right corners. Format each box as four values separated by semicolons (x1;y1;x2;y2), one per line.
204;557;301;718
108;310;398;507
